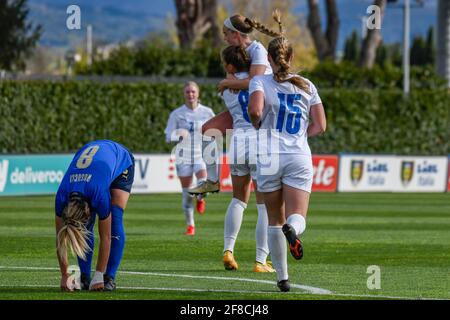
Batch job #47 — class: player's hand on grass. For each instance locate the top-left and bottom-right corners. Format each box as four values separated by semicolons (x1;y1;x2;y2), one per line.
60;273;74;292
89;271;104;291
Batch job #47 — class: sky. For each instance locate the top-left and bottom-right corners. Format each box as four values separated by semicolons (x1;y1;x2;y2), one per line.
29;0;438;52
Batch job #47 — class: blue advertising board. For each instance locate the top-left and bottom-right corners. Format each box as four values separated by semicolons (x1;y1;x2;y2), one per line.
0;155;72;196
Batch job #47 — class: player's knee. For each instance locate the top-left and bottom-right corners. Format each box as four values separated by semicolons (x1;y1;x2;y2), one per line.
111;189;130;210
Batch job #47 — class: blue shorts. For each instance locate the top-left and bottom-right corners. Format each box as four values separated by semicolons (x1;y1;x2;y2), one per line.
110;155;135;193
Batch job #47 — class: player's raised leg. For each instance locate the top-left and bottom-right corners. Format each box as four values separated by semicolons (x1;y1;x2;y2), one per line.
282;185;310;260
188;112;232;195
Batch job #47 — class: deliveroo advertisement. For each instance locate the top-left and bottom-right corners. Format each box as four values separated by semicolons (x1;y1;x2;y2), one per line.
0;155;72;196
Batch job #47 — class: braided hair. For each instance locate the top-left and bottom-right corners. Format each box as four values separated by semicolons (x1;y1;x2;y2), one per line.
228;14;282;38
267;10;310;94
226;10;310;94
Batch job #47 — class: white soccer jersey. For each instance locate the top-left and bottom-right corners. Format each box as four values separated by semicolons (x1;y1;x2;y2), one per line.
246;41;272;75
249;74;322;156
223;72;258;171
165;104;215;158
222;72;254;131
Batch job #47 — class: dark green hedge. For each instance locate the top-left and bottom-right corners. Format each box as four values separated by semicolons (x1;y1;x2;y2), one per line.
0;81;449;155
301;61;446;90
75;43;224;78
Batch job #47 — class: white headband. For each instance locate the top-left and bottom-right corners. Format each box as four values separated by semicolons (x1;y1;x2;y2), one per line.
224;17;248;35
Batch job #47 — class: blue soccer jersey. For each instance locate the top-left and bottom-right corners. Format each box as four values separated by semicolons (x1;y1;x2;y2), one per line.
55;140;133;220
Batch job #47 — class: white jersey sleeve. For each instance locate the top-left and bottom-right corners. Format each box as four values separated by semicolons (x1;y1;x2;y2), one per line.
164;111;178;143
249;75;265;96
308;79;322;106
246;41;272;75
206;107;215;119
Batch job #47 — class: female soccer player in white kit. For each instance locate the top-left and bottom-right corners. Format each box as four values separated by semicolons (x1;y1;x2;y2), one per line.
248;12;327;292
220;45;275;273
165;81;215;236
189;13;278;195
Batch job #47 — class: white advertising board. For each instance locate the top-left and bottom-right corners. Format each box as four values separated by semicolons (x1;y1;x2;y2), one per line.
393;156;447;192
132;154;181;193
339;155;448;192
338;155;400;192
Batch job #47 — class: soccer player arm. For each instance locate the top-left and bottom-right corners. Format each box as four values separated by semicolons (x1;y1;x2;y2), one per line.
55;215;72;292
202;110;233;135
248;91;264;129
218;65;267;94
89;214;111;291
165;112;188;145
307;103;327;137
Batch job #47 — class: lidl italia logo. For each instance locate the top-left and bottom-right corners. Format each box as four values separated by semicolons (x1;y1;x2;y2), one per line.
401;161;414;186
350;160;364;186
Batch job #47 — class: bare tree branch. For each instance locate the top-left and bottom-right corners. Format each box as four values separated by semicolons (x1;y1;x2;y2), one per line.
174;0;221;49
307;0;339;61
325;0;340;57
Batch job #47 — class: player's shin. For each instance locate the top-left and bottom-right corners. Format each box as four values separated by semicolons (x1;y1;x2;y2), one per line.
267;226;288;281
106;205;125;279
202;139;220;183
255;204;270;264
77;215;95;285
182;188;195;226
223;198;246;252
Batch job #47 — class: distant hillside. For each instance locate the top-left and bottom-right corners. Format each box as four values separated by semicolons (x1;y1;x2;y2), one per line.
28;0;174;48
28;0;437;51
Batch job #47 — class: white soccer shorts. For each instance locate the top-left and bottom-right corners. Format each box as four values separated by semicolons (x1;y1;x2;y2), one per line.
256;154;313;193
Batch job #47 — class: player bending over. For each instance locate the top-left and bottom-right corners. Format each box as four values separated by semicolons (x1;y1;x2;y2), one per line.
55;139;134;292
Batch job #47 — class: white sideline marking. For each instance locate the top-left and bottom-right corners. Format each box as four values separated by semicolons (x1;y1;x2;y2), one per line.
0;265;446;300
120;270;332;295
0;265;331;295
0;284;443;300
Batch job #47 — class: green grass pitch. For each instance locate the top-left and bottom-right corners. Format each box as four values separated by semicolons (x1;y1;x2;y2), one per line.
0;192;449;300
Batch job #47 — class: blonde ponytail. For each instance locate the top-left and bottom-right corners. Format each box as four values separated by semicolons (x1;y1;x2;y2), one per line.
57;196;92;261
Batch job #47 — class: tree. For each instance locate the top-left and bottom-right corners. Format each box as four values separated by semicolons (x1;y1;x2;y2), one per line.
343;30;360;62
174;0;221;49
424;26;435;66
410;36;426;66
410;27;436;66
0;0;42;71
306;0;340;61
436;0;449;87
359;0;387;68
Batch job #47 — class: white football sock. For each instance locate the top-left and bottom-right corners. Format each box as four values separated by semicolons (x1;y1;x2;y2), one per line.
255;204;269;264
223;198;247;252
182;188;194;226
202;139;219;183
268;226;288;281
286;214;306;235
